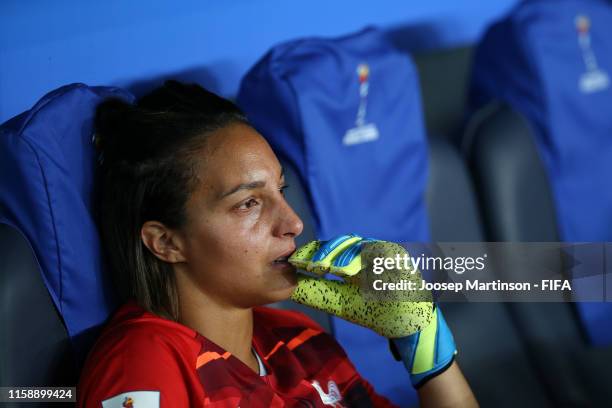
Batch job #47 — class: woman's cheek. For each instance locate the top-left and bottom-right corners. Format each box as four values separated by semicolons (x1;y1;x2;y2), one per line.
237;205;266;231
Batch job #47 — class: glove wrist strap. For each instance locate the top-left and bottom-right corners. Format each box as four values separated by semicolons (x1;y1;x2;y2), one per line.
390;306;457;388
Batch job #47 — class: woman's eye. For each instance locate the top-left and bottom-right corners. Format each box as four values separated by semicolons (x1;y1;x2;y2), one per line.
237;198;260;210
279;184;290;196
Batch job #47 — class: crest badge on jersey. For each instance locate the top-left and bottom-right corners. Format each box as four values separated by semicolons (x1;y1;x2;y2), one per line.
342;63;380;146
575;14;609;93
311;380;347;407
101;391;160;408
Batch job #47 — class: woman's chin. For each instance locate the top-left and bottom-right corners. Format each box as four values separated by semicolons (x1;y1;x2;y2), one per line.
270;261;298;284
265;273;298;304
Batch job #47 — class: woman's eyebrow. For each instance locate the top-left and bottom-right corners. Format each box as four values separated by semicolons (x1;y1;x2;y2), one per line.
220;168;284;199
220;180;266;199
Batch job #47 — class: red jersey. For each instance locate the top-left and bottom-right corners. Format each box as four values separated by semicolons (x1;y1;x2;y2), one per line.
77;301;398;407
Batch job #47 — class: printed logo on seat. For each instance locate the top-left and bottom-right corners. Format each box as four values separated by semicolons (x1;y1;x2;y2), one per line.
575;14;610;93
343;63;380;146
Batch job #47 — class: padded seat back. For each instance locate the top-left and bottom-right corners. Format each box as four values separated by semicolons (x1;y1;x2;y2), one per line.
469;0;612;346
0;84;134;369
237;27;430;406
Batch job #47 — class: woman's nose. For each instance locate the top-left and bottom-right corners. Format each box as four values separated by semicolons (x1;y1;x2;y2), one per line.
277;198;304;238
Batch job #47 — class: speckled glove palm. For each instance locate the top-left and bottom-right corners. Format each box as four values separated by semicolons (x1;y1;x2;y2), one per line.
289;234;457;387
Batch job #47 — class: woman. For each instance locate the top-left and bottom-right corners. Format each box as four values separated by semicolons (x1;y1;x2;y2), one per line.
77;81;477;407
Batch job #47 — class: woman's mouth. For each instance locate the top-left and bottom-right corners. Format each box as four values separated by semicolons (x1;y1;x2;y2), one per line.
271;248;296;270
273;255;290;264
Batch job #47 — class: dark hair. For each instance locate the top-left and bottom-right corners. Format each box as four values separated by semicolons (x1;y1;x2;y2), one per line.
95;80;248;320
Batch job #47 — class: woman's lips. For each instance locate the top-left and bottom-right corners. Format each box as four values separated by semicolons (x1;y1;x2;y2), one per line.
270;246;297;274
273;255;290;263
271;258;296;272
272;247;296;264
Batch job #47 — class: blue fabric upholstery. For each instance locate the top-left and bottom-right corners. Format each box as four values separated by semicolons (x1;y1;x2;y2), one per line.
0;83;135;361
470;0;612;345
238;27;430;405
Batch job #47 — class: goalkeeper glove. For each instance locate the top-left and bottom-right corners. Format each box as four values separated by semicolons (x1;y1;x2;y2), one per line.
289;234;457;387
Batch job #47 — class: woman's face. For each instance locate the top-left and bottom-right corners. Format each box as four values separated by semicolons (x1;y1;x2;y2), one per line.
177;123;303;308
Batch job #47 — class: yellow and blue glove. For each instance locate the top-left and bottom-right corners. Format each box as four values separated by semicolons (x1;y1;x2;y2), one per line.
289;234;457;388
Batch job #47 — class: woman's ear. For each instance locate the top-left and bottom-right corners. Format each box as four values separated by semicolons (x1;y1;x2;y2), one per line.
141;221;186;263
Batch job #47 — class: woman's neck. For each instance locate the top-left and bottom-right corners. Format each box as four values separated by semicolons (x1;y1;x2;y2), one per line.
176;284;258;374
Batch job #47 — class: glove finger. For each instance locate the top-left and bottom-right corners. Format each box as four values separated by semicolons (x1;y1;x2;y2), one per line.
288;240;321;273
329;238;377;277
310;234;362;275
288;235;376;278
290;274;352;317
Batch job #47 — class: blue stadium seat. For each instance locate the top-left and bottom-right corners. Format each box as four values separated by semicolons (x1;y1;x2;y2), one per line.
468;0;612;404
470;0;612;251
0;84;134;393
237;27;430;406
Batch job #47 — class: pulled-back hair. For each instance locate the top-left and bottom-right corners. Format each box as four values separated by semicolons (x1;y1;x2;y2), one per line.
95;80;248;320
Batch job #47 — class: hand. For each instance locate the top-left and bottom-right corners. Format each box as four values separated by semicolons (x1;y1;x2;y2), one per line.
289;234;457;387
